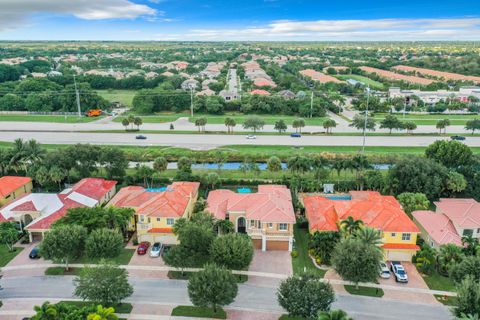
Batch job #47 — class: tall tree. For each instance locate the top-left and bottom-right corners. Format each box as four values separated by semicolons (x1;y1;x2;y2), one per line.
267;156;282;172
380;115;403;134
323;119;337;134
436;119;451;134
211;233;254;270
85;228;124;259
455;276;480;317
224;117;236;133
292;118;306;133
274;119;287;133
349;114;376;132
465;119;480;134
41;225;87;270
425;140;473;168
0;222;19;252
396;192;430;216
339;216;363;237
243;116;265;133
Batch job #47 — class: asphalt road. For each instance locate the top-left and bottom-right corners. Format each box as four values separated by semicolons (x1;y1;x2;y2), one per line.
1;130;479;150
0;276;453;320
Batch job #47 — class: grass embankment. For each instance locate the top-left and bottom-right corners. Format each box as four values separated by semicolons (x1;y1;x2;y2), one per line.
58;300;133;313
171;306;227;319
373;113;480;125
434;295;458;306
292;225;326;277
0;245;23;267
335;74;385;90
96;89;137;107
421;270;456;292
45;267;83;276
167;270;248;283
0;114;101;123
344;285;385;297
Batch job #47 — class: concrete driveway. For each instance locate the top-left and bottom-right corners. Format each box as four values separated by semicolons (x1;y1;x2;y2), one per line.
247;250;292;287
127;245;168;279
2;242;52;277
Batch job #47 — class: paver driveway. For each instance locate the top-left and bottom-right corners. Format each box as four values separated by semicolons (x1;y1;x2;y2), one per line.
247;250;292;287
127;245;168;279
2;242;52;277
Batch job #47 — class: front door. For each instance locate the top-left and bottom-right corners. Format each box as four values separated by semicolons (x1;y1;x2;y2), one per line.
237;217;246;234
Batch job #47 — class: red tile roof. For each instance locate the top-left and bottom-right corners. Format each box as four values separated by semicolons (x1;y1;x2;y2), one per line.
71;178;117;201
26;198;84;231
304;191;419;233
10;200;37;212
207;185;295;223
148;228;174;234
413;210;462;246
434;198;480;229
250;89;270;96
0;176;31;198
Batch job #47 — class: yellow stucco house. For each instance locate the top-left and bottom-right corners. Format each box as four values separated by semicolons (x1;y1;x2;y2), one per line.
108;182;200;244
303;191;420;261
0;176;33;207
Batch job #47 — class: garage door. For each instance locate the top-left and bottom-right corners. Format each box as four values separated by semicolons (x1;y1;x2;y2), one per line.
252;239;262;249
266;240;289;251
385;250;413;262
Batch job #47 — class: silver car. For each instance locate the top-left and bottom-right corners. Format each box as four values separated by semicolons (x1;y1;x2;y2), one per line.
379;262;390;279
149;242;162;258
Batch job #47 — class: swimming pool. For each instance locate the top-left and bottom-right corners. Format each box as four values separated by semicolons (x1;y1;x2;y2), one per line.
237;188;252;193
325;194;352;200
146;187;168;192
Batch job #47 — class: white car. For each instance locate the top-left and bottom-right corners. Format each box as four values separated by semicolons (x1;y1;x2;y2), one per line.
379;262;390;279
246;134;257;139
390;261;408;283
149;242;162;258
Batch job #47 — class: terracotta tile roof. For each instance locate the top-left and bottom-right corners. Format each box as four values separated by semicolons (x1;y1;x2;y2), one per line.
10;201;37;212
26;198;84;231
148;228;174;234
412;210;462;246
382;243;420;250
206;185;295;223
434;198;480;229
70;178;117;201
250;89;270;96
109;182;200;219
304;191;419;233
0;176;31;197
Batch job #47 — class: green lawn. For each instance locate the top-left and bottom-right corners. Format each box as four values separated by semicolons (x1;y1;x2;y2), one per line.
72;248;135;265
0;114;101;123
374;113;480;126
58;301;133;313
0;245;23;267
335;74;385;90
167;270;247;283
45;266;83;276
345;285;384;297
421;270;456;292
279;315;306;320
292;225;326;277
434;294;458;306
113;113;186;124
171;306;227;319
96;89;137;107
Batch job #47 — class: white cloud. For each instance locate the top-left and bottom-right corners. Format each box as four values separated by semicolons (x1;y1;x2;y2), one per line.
0;0;156;30
180;18;480;41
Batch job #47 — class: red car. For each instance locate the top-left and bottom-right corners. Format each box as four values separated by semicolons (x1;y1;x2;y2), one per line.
137;241;150;255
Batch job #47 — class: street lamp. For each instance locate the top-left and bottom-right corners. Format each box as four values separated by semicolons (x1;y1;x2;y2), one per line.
362;86;370;153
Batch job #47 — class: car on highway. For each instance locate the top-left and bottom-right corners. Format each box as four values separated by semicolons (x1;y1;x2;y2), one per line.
290;133;302;138
390;261;408;283
451;135;466;141
136;135;147;140
137;241;150;255
149;242;163;258
379;262;390;279
246;134;257;139
29;247;41;259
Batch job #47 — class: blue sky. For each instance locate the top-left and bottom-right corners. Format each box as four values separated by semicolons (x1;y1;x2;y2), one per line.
0;0;479;40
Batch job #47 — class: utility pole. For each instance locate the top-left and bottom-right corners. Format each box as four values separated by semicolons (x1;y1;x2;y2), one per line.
310;91;314;118
73;75;81;117
189;86;194;118
362;86;370;153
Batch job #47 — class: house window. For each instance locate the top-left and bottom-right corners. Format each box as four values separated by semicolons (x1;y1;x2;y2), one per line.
401;233;411;241
279;223;288;231
268;223;273;228
225;213;230;220
148;218;151;223
477;228;480;233
156;218;161;222
391;233;396;237
140;215;144;222
250;220;255;228
167;218;175;226
463;229;473;237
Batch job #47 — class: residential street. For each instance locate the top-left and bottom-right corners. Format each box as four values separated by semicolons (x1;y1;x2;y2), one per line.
0;276;453;320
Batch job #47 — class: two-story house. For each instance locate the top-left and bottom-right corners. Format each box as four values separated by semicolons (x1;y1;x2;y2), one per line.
0;176;33;206
108;182;200;244
303;191;420;261
206;185;296;251
413;198;480;248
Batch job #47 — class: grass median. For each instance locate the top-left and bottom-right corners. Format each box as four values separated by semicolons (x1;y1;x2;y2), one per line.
344;285;385;297
171;306;227;319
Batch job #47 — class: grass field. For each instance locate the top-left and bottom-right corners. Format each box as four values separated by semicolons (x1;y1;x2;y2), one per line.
344;285;385;297
374;113;480;125
421;270;456;292
171;306;227;319
335;74;385;90
292;225;326;277
114;113;328;126
0;114;101;123
96;89;137;107
71;248;135;265
0;245;23;267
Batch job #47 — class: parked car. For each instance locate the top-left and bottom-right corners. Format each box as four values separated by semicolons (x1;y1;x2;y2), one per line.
135;135;147;140
29;247;41;259
379;262;390;279
290;133;302;138
246;134;256;139
390;261;408;283
162;245;173;257
451;135;466;141
150;242;163;258
137;241;150;255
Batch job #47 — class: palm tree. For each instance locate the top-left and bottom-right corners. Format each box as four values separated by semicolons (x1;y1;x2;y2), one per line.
127;114;135;130
437;243;464;275
318;309;352;320
354;227;383;247
214;219;234;235
49;166;66;191
323;119;337;134
461;234;479;256
340;216;363;237
87;305;119;320
458;313;480;320
133;117;143;130
121;118;129;131
32;302;59;320
153;156;168;176
224;117;236;133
